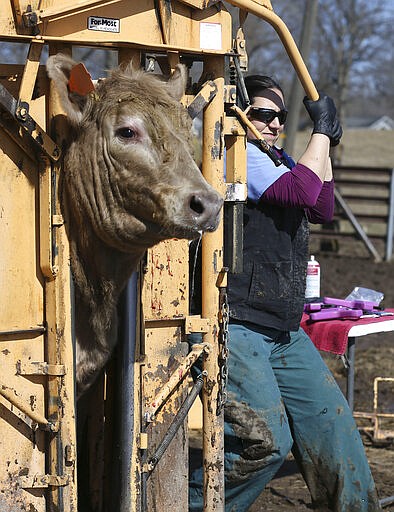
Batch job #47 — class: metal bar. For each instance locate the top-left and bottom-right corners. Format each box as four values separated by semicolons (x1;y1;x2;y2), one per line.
0;83;61;161
354;412;394;420
43;276;63;510
353;378;394;443
0;326;46;336
223;117;247;274
201;59;225;511
24;0;122;23
334;188;382;262
0;81;17;116
9;0;24;31
310;231;387;241
187;80;218;120
0;105;40;160
225;0;319;100
224;202;244;273
18;39;44;104
144;343;209;422
155;0;170;45
145;373;205;476
19;474;69;489
42;55;65;501
373;377;394;441
230;105;282;166
46;42;78;512
385;168;394;261
39;156;58;278
346;337;356;411
232;49;248;104
119;273;138;512
116;47;143;512
0;382;56;431
0;32;229;56
16;362;66;376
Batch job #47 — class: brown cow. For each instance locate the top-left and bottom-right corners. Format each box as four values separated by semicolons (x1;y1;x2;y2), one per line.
46;54;222;396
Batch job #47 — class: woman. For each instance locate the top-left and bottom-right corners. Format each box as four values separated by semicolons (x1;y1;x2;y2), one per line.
189;76;380;511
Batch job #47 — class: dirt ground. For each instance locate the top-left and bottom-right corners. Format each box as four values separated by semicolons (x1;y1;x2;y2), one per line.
250;243;394;511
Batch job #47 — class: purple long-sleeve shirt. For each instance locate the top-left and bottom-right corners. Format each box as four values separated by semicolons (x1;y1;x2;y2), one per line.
262;164;335;224
246;142;334;224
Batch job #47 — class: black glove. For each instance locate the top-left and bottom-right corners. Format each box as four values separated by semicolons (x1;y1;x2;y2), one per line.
303;93;342;146
330;117;343;147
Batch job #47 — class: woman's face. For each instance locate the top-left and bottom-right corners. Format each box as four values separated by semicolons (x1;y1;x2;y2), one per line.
247;87;286;147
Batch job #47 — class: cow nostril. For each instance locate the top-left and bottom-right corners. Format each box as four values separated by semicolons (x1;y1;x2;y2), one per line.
190;195;205;215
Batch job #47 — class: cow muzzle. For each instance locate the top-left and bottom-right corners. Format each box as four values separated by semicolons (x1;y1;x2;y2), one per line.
186;189;223;233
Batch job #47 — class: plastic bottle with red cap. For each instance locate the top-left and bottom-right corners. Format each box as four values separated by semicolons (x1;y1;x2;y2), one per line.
305;255;320;299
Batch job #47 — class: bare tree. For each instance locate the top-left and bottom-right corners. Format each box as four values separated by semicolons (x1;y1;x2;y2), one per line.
232;1;304;94
284;0;318;154
311;0;391;126
230;0;393;124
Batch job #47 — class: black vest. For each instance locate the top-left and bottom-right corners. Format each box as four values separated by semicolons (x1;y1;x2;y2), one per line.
227;199;309;331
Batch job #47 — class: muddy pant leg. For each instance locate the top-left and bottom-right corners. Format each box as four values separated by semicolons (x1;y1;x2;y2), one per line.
271;328;380;512
206;323;296;512
224;323;296;512
189;323;293;512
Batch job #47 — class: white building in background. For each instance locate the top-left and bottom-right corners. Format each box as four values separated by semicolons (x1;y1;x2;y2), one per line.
369;115;394;130
345;115;394;130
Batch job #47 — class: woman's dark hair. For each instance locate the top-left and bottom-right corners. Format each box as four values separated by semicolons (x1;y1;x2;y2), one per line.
244;75;283;104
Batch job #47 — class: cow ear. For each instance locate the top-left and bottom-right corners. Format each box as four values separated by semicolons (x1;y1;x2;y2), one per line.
46;53;94;125
167;64;188;101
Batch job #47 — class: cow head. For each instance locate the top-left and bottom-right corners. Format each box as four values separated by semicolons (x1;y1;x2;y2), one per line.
46;54;223;252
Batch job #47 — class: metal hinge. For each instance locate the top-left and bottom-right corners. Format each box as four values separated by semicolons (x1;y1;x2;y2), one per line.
16;361;66;376
185;315;210;334
19;474;69;489
187;80;218;119
52;214;64;227
224;84;237;105
138;432;148;450
0;83;61;161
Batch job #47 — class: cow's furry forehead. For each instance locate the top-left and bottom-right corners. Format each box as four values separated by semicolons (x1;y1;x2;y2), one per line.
91;65;192;141
96;65;181;108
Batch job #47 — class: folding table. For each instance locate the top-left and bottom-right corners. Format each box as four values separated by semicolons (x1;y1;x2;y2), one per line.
301;310;394;410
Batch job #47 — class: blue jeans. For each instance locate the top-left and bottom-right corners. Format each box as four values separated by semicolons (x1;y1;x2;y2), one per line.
189;322;380;511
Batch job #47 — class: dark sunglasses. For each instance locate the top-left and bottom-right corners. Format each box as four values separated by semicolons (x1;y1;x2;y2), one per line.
249;107;288;125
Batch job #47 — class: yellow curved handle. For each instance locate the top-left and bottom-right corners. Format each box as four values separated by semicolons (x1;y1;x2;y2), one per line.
227;0;319;101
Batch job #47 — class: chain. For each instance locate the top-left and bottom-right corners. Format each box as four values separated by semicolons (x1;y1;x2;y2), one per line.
217;287;229;415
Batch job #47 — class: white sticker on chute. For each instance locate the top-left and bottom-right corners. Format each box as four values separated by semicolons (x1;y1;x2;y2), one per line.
225;183;248;202
88;16;120;33
200;23;222;50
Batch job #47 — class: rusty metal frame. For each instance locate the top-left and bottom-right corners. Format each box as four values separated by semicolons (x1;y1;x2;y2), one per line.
200;62;226;508
354;377;394;443
0;81;61;162
225;0;319;100
144;343;210;423
0;39;77;512
0;1;320;511
0;382;57;431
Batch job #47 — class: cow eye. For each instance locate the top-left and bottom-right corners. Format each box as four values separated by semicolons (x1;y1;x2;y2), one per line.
116;127;138;139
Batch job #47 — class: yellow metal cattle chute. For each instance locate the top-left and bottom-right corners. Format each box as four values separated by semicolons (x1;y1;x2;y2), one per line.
0;0;318;510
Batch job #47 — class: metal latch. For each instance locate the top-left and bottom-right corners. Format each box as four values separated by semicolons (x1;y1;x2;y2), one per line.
19;474;69;489
16;361;66;376
0;84;61;161
187;80;218;119
185;315;210;334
